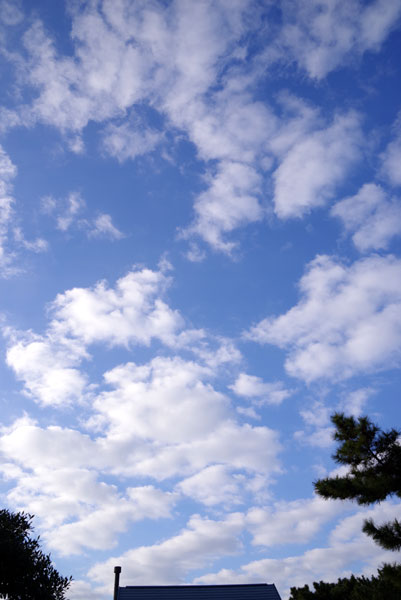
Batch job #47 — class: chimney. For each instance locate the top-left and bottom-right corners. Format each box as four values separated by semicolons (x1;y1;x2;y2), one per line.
113;566;122;600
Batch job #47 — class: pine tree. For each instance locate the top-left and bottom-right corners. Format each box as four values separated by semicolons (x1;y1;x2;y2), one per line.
0;508;71;599
314;412;401;551
288;564;401;599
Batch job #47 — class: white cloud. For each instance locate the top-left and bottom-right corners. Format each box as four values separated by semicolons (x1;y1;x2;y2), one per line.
5;2;273;253
230;373;292;406
182;160;263;254
177;465;246;507
0;0;23;26
2;267;281;548
49;267;184;347
4;265;185;406
196;500;401;598
294;401;334;448
92;356;282;481
5;332;88;407
329;500;401;545
87;213;124;240
10;1;396;254
300;402;330;429
246;254;401;381
0;417;177;554
88;513;245;588
102;121;162;162
97;357;229;445
279;0;401;79
47;485;177;555
67;134;85;154
67;580;103;600
193;337;242;369
331;183;401;251
195;540;393;600
42;193;124;240
273;113;362;219
40;195;57;213
0;198;14;266
0;146;50;269
246;495;348;547
0;391;279;556
41;191;85;231
338;387;375;417
0;145;17;273
2;0;400;255
0;144;17;181
381;128;401;186
13;227;48;252
175;94;274;165
294;427;334;449
0;417;100;473
56;192;85;231
4;265;243;408
17;0;248;135
1;345;282;554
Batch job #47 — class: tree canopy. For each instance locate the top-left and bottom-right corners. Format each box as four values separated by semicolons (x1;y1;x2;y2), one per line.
290;412;401;598
314;412;401;551
289;563;401;600
0;508;71;600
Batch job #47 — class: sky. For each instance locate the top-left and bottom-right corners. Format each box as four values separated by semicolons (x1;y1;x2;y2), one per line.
0;0;401;598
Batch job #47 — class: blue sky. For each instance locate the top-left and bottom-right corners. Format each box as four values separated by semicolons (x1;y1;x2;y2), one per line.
0;0;401;598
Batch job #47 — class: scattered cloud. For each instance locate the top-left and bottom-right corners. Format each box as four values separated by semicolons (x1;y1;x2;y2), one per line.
88;513;245;589
279;0;401;79
3;0;399;254
5;331;88;407
102;121;163;162
246;495;348;547
0;145;16;273
230;373;292;406
87;214;124;240
0;416;177;555
0;0;24;26
0;3;401;598
13;227;48;252
93;356;281;480
246;254;401;381
41;191;85;232
195;499;400;598
381;126;401;186
294;402;334;448
272;113;362;219
177;465;246;507
182;161;264;254
42;193;124;240
49;267;184;348
332;183;401;251
338;387;375;417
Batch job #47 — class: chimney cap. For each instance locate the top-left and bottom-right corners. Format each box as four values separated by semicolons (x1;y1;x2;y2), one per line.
114;566;122;574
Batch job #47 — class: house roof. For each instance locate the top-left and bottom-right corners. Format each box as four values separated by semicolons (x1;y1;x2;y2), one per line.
117;583;282;600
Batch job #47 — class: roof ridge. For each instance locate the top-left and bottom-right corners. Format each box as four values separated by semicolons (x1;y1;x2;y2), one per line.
123;584;272;588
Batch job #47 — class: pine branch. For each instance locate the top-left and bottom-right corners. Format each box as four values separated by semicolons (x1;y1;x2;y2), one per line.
363;518;401;551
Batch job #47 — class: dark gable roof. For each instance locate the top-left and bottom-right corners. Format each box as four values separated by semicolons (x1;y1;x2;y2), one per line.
118;584;281;600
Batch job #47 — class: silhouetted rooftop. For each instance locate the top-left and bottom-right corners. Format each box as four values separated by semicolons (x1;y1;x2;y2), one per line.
117;583;281;600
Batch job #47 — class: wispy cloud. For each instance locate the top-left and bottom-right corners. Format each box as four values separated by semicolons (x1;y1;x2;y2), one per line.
87;214;124;240
279;0;401;79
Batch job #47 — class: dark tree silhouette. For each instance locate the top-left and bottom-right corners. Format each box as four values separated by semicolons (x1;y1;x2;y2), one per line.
289;563;401;599
289;413;401;598
0;508;71;599
314;412;401;551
